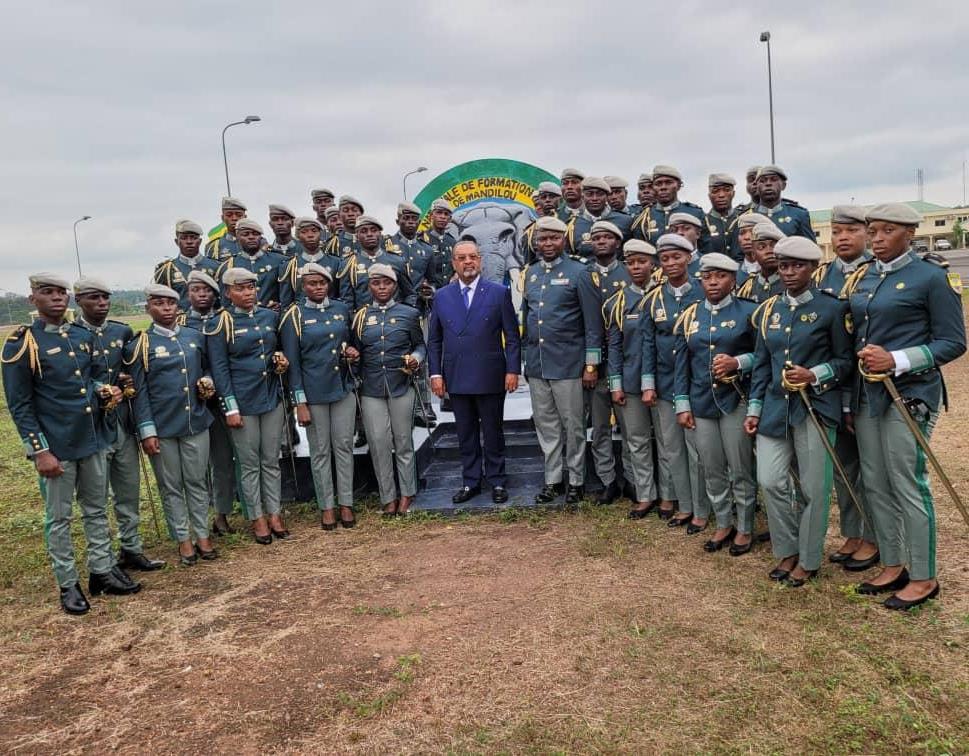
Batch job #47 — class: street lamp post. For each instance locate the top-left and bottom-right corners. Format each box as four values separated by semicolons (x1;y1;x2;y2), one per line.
221;116;261;196
73;216;92;277
403;166;428;201
760;31;776;164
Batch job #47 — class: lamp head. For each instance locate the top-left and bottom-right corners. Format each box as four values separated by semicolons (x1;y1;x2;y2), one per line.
759;31;771;42
244;115;261;124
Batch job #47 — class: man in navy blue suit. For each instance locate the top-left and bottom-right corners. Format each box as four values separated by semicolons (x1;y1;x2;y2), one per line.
428;240;522;504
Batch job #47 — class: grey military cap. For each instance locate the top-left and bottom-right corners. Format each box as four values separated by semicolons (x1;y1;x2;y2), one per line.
175;219;204;235
737;212;771;229
752;221;785;242
590;220;623;238
222;196;247;211
537;181;563;196
655;233;693;253
534;216;568;234
300;262;334;282
235;218;264;235
311;188;335;199
652;165;682;182
831;205;868;225
865;203;923;226
338;195;364;210
29;272;69;290
668;212;702;229
581;177;611;193
708;173;736;188
222;267;258;286
430;199;453;213
295;216;324;231
699;253;740;272
774;236;822;262
756;165;787;180
144;283;180;300
354;214;383;231
268;204;296;218
186;269;220;292
368;262;397;282
397;201;422;216
623;239;657;257
560;167;585;180
73;277;112;296
604;175;628;189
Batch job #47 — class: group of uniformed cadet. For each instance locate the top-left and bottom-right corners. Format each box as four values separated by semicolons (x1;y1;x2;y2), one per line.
2;164;965;615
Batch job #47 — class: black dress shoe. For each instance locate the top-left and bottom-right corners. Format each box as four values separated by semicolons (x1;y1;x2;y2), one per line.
596;481;620;505
211;518;236;536
452;485;481;504
843;551;880;572
565;485;585;505
340;510;357;528
89;568;142;596
535;483;564;505
729;540;753;557
755;530;771;543
118;549;166;571
622;481;637;501
668;515;691;528
627;502;657;520
197;546;218;561
703;527;736;553
768;567;791;582
253;532;273;545
414;414;437;429
884;583;940;611
858;569;910;595
783;570;818;588
829;550;854;564
492;486;509;504
686;521;707;535
60;583;90;615
657;508;675;521
271;528;291;540
180;551;198;567
321;513;338;531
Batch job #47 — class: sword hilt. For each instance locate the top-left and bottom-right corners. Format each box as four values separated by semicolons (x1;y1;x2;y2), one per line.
781;361;809;392
857;358;890;383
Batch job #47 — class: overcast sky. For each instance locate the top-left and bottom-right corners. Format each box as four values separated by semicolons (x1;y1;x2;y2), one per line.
2;1;967;293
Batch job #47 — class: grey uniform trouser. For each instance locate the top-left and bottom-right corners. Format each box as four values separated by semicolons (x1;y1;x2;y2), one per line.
208;411;236;516
757;421;834;572
529;377;586;486
361;388;417;504
150;431;210;543
691;405;756;533
832;428;871;541
651;405;672;499
305;393;356;509
105;424;142;553
43;450;113;587
615;398;656;502
854;397;939;581
586;377;632;488
228;403;285;520
655;399;695;512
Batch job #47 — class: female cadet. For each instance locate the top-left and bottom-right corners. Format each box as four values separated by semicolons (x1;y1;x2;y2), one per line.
279;263;358;530
673;253;758;554
744;237;853;586
128;284;216;565
845;203;966;610
351;263;426;517
205;267;291;544
640;234;704;522
606;239;658;518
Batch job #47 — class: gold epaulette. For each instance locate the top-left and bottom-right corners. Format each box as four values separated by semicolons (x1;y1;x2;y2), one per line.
154;259;175;287
122;331;150;370
352;306;369;338
839;261;873;298
644;284;665;319
176;312;187;327
737;277;754;299
603;289;625;330
279;302;302;338
203;309;234;341
565;215;578;252
1;325;42;377
673;301;699;337
518;264;530;293
811;261;830;286
753;295;780;338
591;271;600;288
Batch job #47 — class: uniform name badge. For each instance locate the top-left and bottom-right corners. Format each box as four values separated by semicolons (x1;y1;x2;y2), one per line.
551;278;569;286
654;308;667;322
769;312;782;330
366;315;378;326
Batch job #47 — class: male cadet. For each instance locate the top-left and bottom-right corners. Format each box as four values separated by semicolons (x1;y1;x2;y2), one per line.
311;187;336;235
323;205;343;241
812;205;877;567
753;165;816;240
605;176;632;214
393;202;439;427
586;220;634;503
178;270;237;534
705;174;741;260
154;219;221;312
632;165;708;250
521;216;603;506
566;177;633;259
324;195;365;257
735;166;761;214
520;181;562;265
737;221;786;301
3;273;140;615
279;217;343;309
338;215;415;310
268;204;301;257
421;199;458;286
557;168;585;220
206;196;248;261
74;277;165;573
628;172;655;219
217;218;287;309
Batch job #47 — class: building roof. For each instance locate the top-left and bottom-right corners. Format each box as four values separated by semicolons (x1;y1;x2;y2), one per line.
810;200;952;224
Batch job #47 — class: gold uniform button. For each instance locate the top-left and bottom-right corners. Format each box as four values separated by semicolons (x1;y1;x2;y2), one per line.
79;388;86;395
183;386;189;393
85;406;92;414
539;338;544;343
784;327;791;333
74;370;81;376
184;405;191;411
180;368;187;374
259;354;266;360
261;371;267;376
68;352;75;357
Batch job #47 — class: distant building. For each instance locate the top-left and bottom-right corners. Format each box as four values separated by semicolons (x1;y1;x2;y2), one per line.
811;201;969;258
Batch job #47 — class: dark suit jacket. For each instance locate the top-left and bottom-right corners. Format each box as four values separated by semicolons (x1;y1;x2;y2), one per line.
427;278;521;395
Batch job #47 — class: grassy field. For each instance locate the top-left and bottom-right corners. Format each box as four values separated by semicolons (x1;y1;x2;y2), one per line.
0;312;967;753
